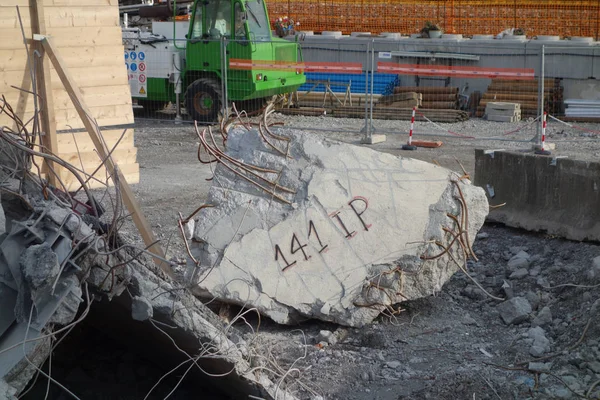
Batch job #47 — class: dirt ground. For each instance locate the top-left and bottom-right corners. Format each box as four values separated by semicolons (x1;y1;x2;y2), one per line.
126;114;600;399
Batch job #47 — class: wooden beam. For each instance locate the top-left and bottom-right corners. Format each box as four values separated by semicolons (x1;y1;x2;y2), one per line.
40;36;174;279
29;0;58;185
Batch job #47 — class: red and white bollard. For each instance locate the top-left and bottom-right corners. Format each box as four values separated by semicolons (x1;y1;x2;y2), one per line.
402;107;417;150
535;111;551;155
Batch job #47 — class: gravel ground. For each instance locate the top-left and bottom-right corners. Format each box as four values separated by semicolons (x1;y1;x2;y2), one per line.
123;114;600;399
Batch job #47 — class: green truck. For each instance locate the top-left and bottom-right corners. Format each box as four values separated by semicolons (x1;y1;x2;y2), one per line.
122;0;305;122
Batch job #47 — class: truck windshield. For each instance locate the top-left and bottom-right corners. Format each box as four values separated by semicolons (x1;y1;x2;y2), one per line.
244;0;270;40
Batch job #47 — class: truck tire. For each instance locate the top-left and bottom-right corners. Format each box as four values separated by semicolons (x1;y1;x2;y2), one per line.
185;78;222;123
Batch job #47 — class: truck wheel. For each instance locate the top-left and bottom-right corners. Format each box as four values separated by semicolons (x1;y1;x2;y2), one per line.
185;79;222;123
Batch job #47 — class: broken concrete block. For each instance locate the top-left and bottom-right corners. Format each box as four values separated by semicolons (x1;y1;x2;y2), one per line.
497;296;532;325
0;378;17;400
528;326;550;356
188;128;488;327
20;243;60;291
131;296;153;321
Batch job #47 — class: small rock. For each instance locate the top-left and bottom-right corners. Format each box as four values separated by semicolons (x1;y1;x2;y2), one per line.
497;297;532;325
536;277;549;288
183;219;195;240
462;284;487;300
510;268;529;280
361;372;370;381
528;362;552;372
463;314;478;326
385;361;401;369
588;361;600;374
547;388;572;399
507;251;530;270
529;265;541;277
131;296;154;321
587;256;600;281
532;306;553;327
525;291;541;311
528;327;550;356
317;330;338;346
476;232;490;239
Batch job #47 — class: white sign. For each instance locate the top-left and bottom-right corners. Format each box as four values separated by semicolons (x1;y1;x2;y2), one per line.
378;51;392;59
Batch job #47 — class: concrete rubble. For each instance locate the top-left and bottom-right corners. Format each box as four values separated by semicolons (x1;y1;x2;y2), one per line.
0;140;297;399
188;128;489;327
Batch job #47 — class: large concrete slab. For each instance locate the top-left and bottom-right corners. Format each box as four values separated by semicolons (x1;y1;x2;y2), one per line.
474;149;600;241
188;129;488;327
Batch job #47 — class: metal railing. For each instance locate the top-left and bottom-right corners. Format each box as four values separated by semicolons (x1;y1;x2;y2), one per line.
126;36;600;151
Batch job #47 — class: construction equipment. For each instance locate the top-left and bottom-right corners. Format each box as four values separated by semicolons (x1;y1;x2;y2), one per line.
122;0;306;122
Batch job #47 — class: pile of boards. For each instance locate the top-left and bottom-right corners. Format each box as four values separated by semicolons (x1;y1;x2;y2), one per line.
476;78;563;118
388;86;459;110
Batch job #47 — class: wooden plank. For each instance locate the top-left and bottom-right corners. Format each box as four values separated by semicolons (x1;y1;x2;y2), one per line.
3;86;132;111
9;105;134;130
1;0;117;6
30;0;59;185
59;147;138;168
0;6;119;29
1;47;123;71
56;163;140;190
41;36;171;278
0;26;122;49
3;65;128;89
57;128;134;153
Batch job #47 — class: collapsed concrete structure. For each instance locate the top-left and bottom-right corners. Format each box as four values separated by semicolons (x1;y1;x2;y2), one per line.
188;127;489;327
0;132;297;399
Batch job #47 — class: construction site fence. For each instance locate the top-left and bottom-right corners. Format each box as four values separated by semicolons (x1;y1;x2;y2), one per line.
266;0;600;39
128;38;599;145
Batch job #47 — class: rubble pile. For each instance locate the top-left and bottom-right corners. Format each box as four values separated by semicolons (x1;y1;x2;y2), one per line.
0;129;296;399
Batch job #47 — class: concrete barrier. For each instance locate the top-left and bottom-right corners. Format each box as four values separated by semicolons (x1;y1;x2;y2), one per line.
474;149;600;242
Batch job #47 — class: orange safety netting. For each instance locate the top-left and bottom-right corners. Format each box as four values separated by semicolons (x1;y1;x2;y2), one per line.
267;0;600;38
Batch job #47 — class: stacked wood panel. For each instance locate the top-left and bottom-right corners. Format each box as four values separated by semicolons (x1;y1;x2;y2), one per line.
476;78;563;118
0;0;138;189
392;86;459;110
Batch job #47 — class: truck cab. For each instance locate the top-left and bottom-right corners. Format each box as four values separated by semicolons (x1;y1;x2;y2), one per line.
124;0;305;122
184;0;305;121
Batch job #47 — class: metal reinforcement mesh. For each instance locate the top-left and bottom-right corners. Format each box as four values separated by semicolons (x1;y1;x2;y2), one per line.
266;0;600;38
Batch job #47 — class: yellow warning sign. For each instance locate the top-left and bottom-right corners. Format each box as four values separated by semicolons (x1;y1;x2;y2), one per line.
139;87;146;94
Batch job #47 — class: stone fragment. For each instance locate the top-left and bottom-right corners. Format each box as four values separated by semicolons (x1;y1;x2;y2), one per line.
131;296;154;321
497;297;532;325
510;268;529;279
507;251;530;270
528;327;550;357
20;243;59;291
532;306;552;327
0;379;17;400
587;256;600;281
385;361;402;369
316;330;337;345
188;129;489;327
528;362;552;372
588;361;600;374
